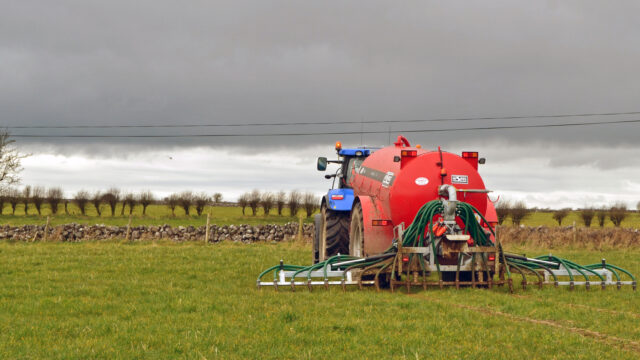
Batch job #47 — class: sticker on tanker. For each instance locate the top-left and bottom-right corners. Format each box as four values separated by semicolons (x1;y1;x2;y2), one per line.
452;175;468;184
414;177;429;186
382;172;395;188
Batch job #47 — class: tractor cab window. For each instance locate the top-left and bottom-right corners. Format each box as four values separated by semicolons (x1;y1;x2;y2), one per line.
342;156;365;188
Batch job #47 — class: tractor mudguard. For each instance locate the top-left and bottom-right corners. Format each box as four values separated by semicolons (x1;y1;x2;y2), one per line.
325;189;354;212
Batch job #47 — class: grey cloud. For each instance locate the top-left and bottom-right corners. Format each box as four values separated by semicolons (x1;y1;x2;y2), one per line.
2;1;640;150
4;1;640;209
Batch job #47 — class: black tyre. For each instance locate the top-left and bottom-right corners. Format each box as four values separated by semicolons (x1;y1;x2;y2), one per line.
441;271;495;287
313;214;322;263
319;206;350;262
349;202;365;257
442;271;473;283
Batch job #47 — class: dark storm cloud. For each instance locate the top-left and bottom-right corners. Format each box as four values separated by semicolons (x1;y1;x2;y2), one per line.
2;0;640;152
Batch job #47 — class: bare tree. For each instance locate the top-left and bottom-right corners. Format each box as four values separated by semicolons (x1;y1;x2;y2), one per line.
509;201;530;226
102;188;120;216
22;185;31;215
275;191;286;216
303;192;319;217
91;191;103;216
46;187;63;215
74;190;90;215
596;207;607;227
238;193;249;215
0;131;26;188
179;191;194;216
0;189;7;215
167;193;180;216
288;190;301;217
580;207;595;227
31;186;47;215
248;189;261;216
495;199;511;225
260;192;274;215
138;191;154;215
637;201;640;212
194;192;210;216
552;208;570;226
7;188;20;214
213;192;223;204
123;193;137;215
609;202;628;227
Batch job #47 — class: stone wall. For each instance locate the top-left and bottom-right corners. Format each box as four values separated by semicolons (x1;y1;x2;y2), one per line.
0;223;315;243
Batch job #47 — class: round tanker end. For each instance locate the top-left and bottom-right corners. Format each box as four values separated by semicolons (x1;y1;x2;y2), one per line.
388;151;488;226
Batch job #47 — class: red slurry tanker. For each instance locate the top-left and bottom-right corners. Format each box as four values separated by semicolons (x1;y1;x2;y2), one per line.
258;135;636;292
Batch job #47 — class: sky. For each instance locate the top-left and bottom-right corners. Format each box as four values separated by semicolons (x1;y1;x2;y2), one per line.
2;1;640;209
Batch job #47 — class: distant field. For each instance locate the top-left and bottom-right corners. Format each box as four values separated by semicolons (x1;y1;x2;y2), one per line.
503;211;640;228
1;203;639;229
0;203;315;227
0;241;638;359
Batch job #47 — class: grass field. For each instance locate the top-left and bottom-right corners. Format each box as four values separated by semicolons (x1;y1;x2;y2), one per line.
0;203;315;227
1;240;638;359
505;211;640;228
1;202;640;229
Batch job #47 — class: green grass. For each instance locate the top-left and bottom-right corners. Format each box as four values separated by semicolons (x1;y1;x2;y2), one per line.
504;211;640;228
1;203;639;229
0;241;638;359
0;203;316;227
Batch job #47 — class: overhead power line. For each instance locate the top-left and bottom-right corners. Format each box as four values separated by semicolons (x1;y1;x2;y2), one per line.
5;110;640;129
9;118;640;138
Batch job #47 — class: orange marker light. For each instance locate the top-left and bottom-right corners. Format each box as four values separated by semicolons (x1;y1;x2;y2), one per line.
335;141;342;151
416;144;422;149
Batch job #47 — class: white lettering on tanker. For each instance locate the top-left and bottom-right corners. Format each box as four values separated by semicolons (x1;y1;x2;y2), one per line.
381;172;395;188
414;177;429;186
452;175;468;184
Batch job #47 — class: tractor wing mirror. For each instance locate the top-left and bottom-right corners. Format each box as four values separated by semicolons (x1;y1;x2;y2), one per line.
478;158;486;165
317;157;328;171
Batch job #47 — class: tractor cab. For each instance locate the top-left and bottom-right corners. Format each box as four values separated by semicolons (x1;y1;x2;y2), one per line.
317;142;374;190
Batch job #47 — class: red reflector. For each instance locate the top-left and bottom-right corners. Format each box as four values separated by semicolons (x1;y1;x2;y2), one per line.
400;150;417;157
402;256;410;263
434;226;447;237
467;238;475;246
331;195;344;200
488;254;496;261
372;220;391;226
462;152;478;158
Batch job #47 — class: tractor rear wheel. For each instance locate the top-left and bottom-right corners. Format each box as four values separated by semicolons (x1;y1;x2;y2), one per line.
319;206;350;262
349;202;365;257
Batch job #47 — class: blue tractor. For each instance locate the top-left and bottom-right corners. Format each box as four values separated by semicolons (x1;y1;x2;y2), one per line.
313;142;376;263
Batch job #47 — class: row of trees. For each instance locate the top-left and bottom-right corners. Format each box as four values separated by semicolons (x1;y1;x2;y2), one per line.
0;186;224;217
0;186;65;215
496;200;633;227
237;190;318;217
0;186;322;218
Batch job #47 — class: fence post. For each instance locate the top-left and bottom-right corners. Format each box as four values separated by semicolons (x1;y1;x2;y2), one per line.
573;221;577;243
297;213;304;241
43;216;50;242
125;215;132;241
205;212;211;244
